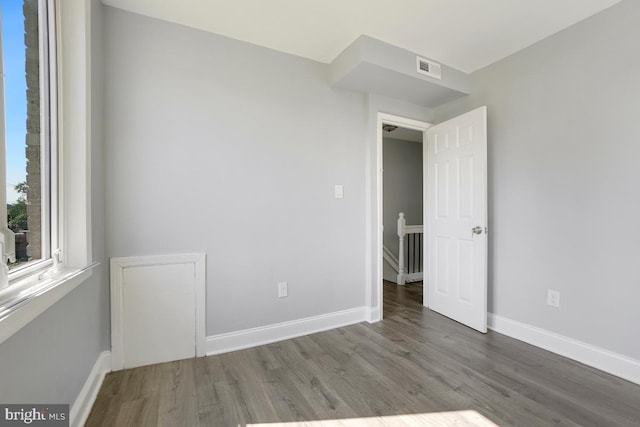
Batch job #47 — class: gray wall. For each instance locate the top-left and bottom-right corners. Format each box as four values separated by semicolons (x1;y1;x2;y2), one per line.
382;137;423;282
91;0;110;357
0;0;110;405
435;0;640;359
103;7;367;335
0;275;106;404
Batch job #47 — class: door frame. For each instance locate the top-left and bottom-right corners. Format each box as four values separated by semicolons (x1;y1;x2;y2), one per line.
374;113;431;320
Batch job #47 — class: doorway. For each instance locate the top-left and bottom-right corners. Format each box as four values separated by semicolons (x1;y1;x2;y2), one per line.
374;107;488;331
381;124;425;316
376;114;431;319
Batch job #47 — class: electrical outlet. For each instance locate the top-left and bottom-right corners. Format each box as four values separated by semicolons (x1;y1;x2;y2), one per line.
547;289;560;308
334;185;344;199
278;282;288;298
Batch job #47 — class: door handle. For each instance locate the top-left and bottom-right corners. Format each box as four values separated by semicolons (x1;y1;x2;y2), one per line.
472;226;483;236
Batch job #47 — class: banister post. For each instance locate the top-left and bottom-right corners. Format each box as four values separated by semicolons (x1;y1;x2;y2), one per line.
397;213;406;285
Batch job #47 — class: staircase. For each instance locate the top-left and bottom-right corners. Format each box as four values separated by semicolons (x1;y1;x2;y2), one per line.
383;212;424;285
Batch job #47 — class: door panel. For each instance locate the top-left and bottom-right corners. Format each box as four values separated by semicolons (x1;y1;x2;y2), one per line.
426;107;487;332
435;237;451;294
122;263;196;368
435;162;451;218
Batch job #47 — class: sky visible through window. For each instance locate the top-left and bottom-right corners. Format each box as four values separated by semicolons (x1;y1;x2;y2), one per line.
2;0;28;204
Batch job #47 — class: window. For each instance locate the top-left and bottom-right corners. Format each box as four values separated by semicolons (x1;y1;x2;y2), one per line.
0;0;55;288
0;0;95;344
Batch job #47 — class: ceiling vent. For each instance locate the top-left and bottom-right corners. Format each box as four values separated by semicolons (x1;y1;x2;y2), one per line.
416;57;442;80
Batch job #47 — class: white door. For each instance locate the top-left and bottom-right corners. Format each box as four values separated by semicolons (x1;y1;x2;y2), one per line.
425;106;488;332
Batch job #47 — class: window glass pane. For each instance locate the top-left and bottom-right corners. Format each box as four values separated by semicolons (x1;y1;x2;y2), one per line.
2;0;43;270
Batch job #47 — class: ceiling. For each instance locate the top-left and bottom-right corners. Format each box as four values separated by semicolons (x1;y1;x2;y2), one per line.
383;127;423;143
102;0;623;73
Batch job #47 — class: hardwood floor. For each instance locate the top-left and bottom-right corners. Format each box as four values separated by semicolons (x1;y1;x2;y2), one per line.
86;281;640;426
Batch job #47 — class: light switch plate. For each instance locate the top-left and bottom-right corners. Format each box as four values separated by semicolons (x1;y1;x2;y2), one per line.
278;282;288;298
335;185;344;199
547;289;560;308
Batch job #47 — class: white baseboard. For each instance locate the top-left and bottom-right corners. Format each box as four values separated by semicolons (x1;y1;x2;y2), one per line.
382;245;399;273
206;307;368;355
489;314;640;386
367;307;381;323
406;272;423;283
70;351;111;427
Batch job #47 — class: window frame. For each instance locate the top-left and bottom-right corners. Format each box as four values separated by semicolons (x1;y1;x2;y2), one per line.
0;0;96;345
1;0;57;283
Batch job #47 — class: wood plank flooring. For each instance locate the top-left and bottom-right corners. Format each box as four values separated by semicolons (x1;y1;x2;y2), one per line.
86;281;640;426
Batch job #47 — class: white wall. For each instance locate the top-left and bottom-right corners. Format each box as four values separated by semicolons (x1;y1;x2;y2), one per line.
435;0;640;360
103;7;367;335
382;137;423;282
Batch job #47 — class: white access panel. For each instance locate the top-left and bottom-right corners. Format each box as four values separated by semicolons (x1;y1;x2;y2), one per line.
111;254;206;370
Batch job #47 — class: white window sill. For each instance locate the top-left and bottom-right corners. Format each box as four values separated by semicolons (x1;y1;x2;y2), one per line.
0;263;99;345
